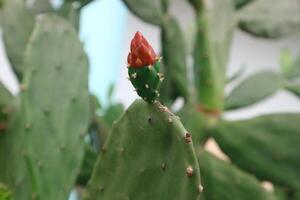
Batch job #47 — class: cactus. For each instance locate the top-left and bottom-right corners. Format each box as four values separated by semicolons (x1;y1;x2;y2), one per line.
0;13;89;199
234;0;254;9
238;0;300;38
86;32;201;200
86;100;201;200
160;16;189;103
0;0;299;199
212;114;300;190
225;71;282;110
0;83;12;134
190;0;236;113
177;103;211;146
127;32;163;103
122;0;188;104
0;0;35;79
198;150;277;200
29;0;53;14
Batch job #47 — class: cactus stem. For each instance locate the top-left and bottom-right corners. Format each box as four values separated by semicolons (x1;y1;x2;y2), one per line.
186;166;194;177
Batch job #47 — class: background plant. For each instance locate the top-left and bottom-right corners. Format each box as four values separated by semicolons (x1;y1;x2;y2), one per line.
0;0;300;199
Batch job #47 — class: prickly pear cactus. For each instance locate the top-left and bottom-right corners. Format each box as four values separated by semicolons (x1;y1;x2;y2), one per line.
190;0;236;112
238;0;300;38
0;0;35;79
86;31;201;200
86;100;201;200
0;14;89;199
127;32;163;103
213;114;300;190
198;151;277;200
0;83;12;134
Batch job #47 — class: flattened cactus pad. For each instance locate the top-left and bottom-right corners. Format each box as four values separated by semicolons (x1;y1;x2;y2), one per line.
87;99;201;200
127;32;163;103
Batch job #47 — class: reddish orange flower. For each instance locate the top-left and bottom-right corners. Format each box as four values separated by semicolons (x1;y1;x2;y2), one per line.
127;31;157;68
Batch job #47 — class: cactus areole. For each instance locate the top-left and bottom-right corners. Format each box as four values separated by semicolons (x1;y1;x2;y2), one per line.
127;32;163;103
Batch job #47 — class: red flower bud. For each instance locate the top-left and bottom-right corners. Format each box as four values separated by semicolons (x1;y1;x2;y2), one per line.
127;31;157;68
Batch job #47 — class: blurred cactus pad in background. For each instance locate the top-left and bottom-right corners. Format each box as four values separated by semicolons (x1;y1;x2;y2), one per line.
0;0;300;200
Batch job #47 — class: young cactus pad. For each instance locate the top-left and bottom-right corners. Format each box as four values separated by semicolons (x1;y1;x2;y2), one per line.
87;99;201;200
127;32;163;103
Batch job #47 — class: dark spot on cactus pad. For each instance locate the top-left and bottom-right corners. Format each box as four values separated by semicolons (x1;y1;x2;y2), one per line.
25;123;32;130
161;162;167;171
184;132;192;144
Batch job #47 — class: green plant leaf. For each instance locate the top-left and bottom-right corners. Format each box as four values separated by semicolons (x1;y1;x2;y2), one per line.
225;71;282;110
227;65;246;83
0;14;89;199
213;114;300;190
29;0;53;14
103;103;124;127
0;83;12;107
190;0;236;111
160;16;188;103
86;100;201;200
234;0;255;9
57;2;80;30
0;0;35;79
238;0;300;38
122;0;164;25
76;144;98;186
177;103;210;146
283;54;300;79
198;150;277;200
285;82;300;97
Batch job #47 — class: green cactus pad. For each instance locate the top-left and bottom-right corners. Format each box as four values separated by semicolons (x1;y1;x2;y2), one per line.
0;83;12;133
128;60;163;103
285;82;300;97
122;0;164;25
87;99;201;200
213;114;300;190
225;71;282;110
238;0;300;38
0;14;89;199
160;17;188;103
0;0;35;79
198;151;277;200
191;0;235;111
177;103;210;146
